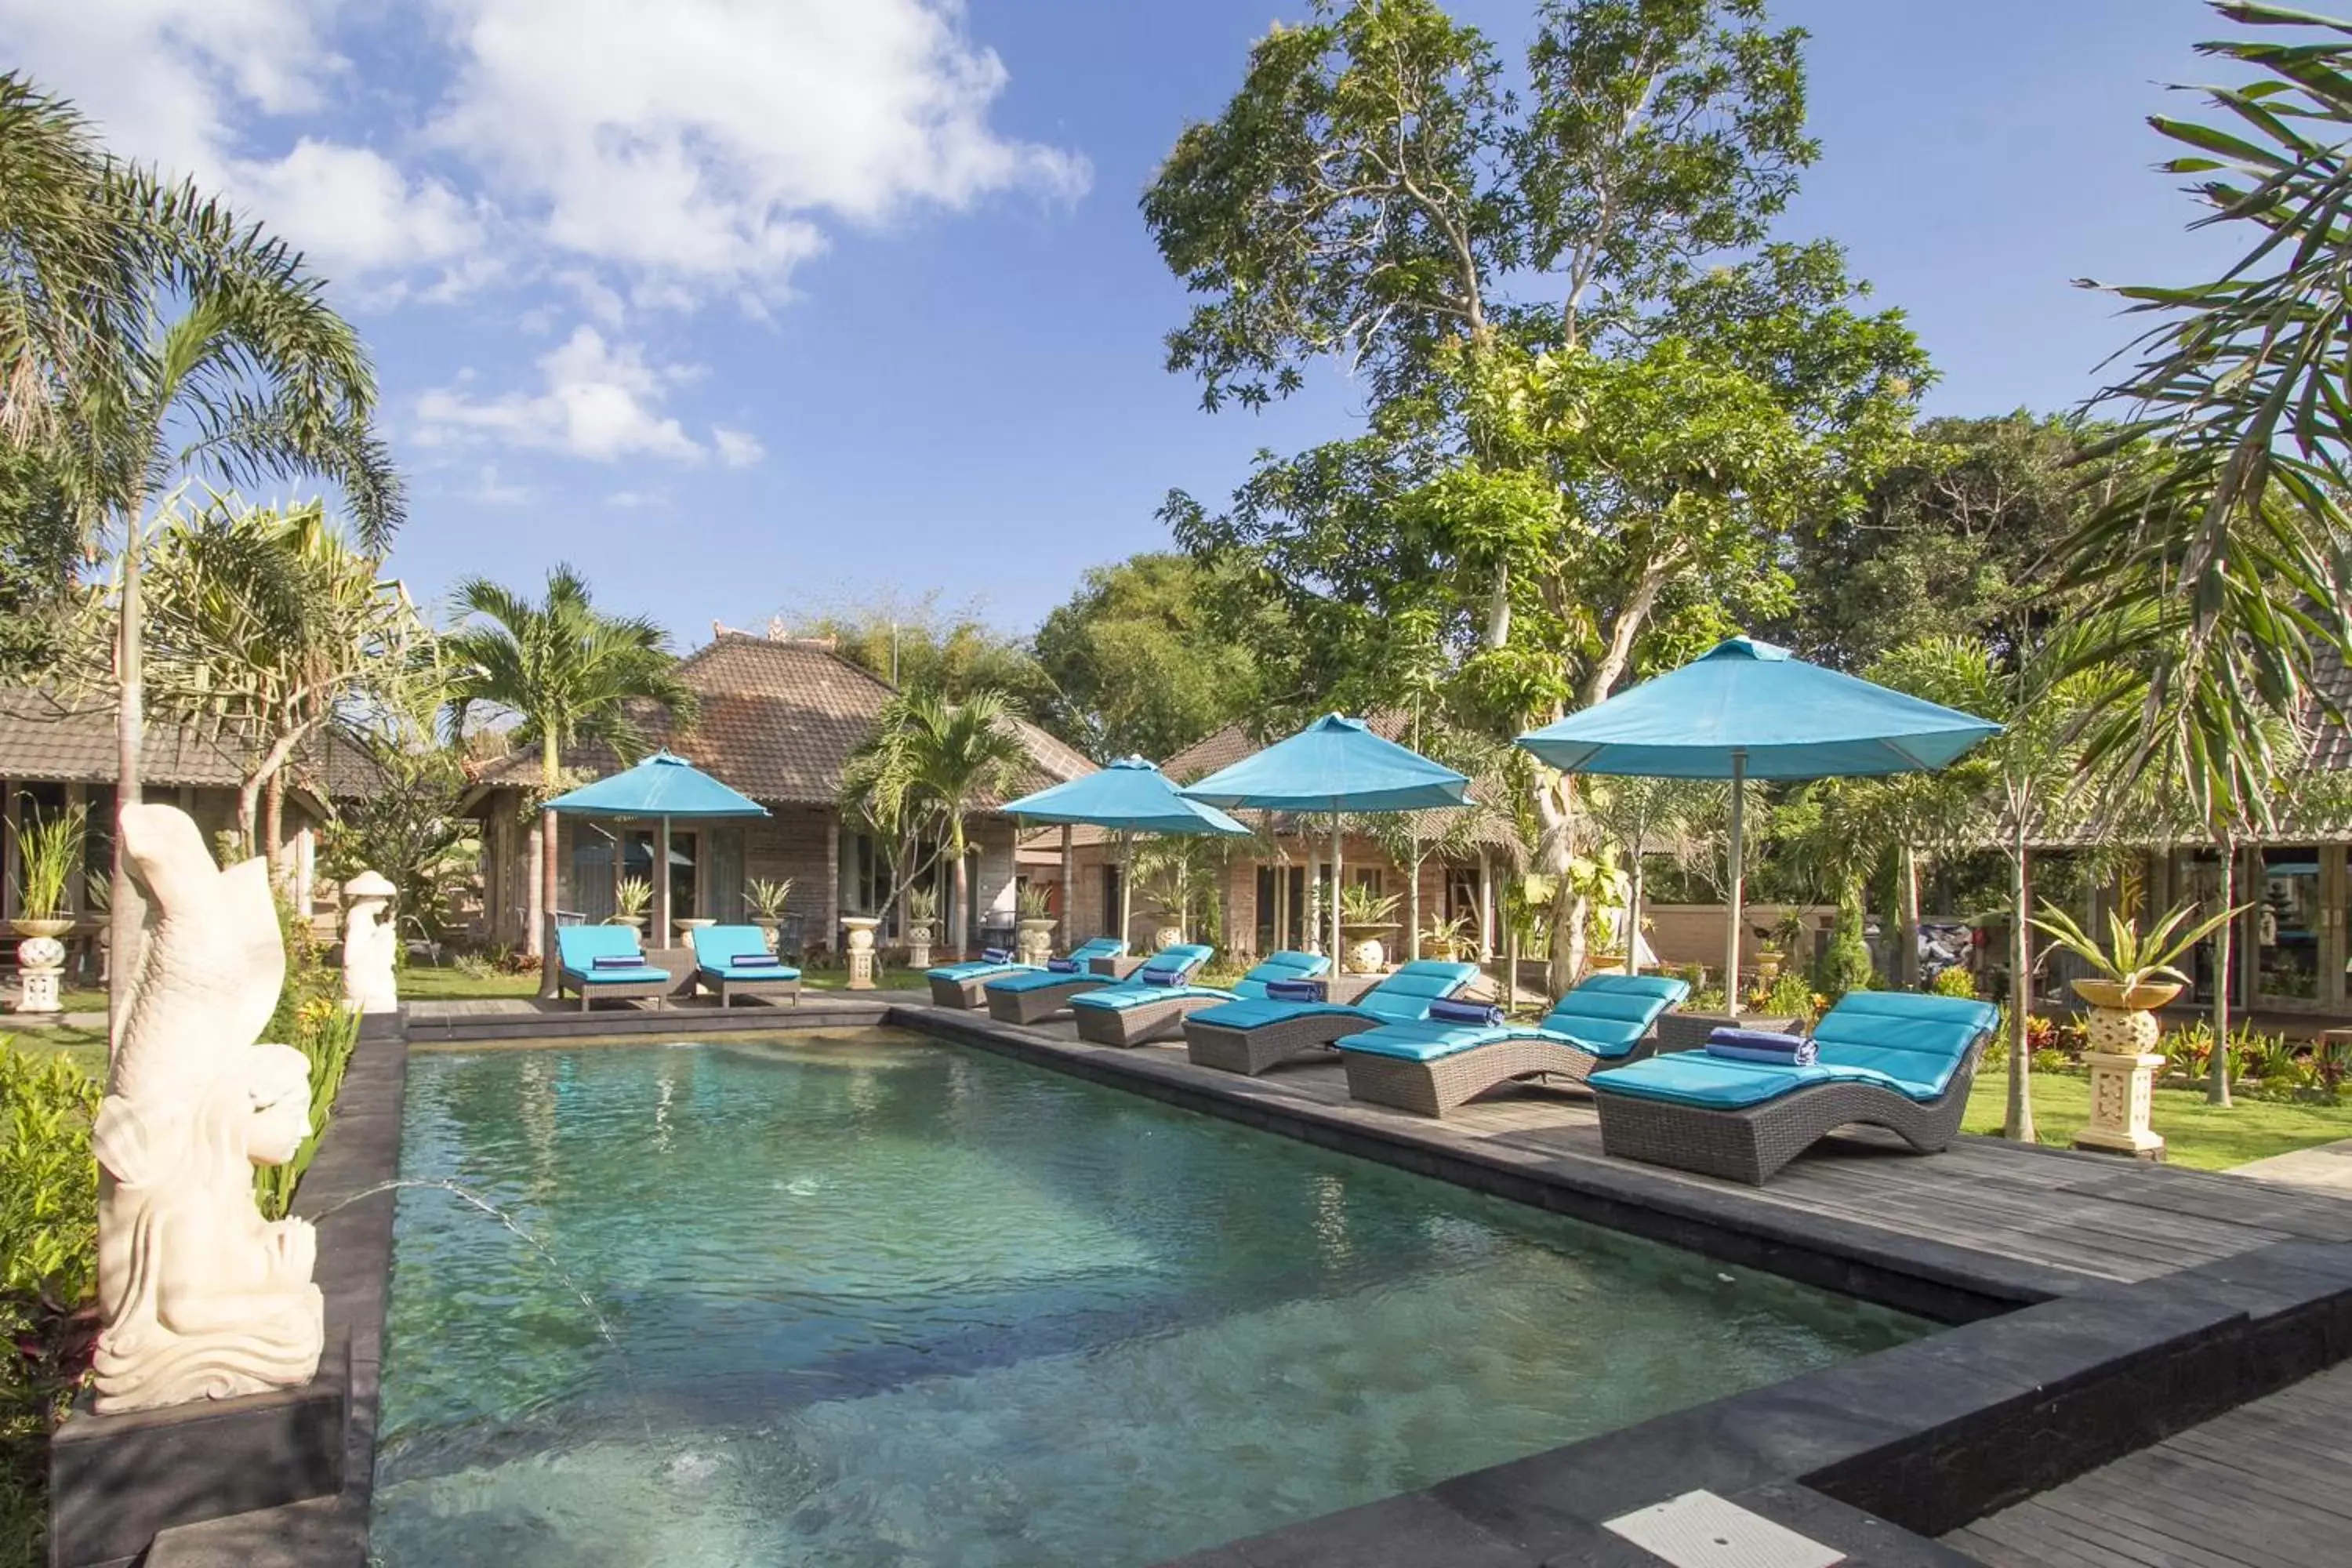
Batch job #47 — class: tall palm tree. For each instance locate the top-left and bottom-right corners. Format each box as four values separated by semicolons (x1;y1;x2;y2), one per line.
443;566;695;984
1;71;403;1029
842;689;1029;955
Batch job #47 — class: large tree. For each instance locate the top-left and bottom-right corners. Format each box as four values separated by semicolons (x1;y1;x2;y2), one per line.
1032;553;1272;760
839;689;1030;954
785;593;1052;712
1148;0;1926;985
443;567;695;986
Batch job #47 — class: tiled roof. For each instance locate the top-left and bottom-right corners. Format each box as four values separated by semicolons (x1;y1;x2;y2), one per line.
472;632;1094;807
0;688;378;797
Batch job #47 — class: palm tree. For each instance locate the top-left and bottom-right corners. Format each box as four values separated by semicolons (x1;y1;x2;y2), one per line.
1;72;403;1028
842;689;1029;955
443;567;696;985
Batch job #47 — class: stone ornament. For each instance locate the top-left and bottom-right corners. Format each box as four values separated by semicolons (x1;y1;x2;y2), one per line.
341;869;400;1014
90;804;323;1414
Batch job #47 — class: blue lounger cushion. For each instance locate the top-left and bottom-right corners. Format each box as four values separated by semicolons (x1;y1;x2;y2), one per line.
1339;973;1691;1063
1002;945;1213;998
928;938;1125;984
690;924;803;982
1589;992;1998;1110
559;925;670;985
1070;951;1330;1016
1187;960;1479;1034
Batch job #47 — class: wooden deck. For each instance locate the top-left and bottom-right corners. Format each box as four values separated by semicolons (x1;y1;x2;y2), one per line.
1947;1358;2352;1568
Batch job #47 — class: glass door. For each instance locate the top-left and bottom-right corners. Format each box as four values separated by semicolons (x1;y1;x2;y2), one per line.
2256;848;2322;1007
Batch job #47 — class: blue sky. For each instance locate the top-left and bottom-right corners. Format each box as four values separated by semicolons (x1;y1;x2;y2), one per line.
1;0;2241;648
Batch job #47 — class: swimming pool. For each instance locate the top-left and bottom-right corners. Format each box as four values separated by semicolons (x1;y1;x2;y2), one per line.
372;1029;1926;1566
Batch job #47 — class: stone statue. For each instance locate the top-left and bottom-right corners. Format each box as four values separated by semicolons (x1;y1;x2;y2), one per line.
89;804;323;1414
340;869;399;1014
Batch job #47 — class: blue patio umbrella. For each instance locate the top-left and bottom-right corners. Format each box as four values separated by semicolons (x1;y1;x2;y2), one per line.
545;750;768;942
1514;636;1999;1004
1000;757;1250;943
1181;715;1471;961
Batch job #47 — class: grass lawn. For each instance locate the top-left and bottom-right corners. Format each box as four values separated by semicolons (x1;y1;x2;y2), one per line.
2;1021;107;1080
1964;1067;2352;1171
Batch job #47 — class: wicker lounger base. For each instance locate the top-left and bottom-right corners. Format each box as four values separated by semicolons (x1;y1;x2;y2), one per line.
1072;994;1226;1047
928;972;1006;1009
561;978;671;1012
706;977;800;1007
1185;1013;1359;1076
1595;1051;1982;1185
986;977;1104;1025
1344;1033;1655;1118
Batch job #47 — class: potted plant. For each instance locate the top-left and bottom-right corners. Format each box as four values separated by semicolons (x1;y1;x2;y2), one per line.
1419;912;1471;963
1015;883;1055;965
2031;898;2238;1054
746;876;794;951
7;802;85;1015
609;876;652;933
902;885;938;968
1337;883;1402;975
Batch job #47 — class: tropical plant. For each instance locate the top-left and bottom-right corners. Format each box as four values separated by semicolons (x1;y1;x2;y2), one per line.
443;566;695;970
1420;911;1473;960
1928;964;1980;1000
5;802;84;920
251;1000;358;1221
2030;898;2240;992
317;740;475;943
746;877;795;922
902;885;939;931
1017;883;1054;922
1337;882;1402;927
611;877;652;926
0;74;405;1022
1748;968;1821;1024
840;688;1029;952
1813;887;1875;1001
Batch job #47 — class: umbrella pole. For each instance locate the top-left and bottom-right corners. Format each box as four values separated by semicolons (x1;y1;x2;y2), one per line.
657;815;672;949
1120;832;1133;950
1726;753;1746;1016
1330;811;1343;969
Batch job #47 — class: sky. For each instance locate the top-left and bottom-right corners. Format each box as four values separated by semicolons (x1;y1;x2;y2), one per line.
0;0;2246;650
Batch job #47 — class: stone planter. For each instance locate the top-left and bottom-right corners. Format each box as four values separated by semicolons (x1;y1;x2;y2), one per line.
9;916;72;1016
1754;950;1784;986
1341;923;1392;975
753;918;781;953
906;924;934;970
1016;917;1054;967
1152;924;1184;953
676;916;716;946
2070;978;2180;1160
841;916;881;990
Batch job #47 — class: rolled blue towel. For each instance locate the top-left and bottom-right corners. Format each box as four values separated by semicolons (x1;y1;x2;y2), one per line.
1265;978;1327;1002
1704;1026;1817;1066
981;947;1014;964
1427;998;1504;1026
590;954;647;971
730;953;783;968
1138;964;1185;986
1046;958;1080;974
1710;1027;1809;1052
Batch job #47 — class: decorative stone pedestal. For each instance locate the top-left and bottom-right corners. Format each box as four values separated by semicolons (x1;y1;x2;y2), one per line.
841;916;880;990
2074;1050;2167;1160
9;918;71;1015
906;927;933;969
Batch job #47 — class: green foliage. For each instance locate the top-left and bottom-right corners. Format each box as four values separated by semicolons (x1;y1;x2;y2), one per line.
611;877;652;923
0;447;78;680
1813;886;1875;1001
1747;967;1818;1022
318;742;475;942
5;800;84;919
1927;965;1980;1000
841;688;1030;944
1337;881;1403;926
2030;898;2239;990
746;877;795;921
1033;554;1269;760
0;1044;100;1568
1016;883;1053;922
789;592;1051;710
252;1003;358;1224
902;885;938;926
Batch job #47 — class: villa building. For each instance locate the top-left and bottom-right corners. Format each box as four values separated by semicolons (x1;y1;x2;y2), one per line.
462;629;1094;958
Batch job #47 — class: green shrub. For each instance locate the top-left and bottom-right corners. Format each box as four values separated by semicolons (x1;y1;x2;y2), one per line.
1748;968;1820;1023
0;1045;100;1568
1927;966;1979;1000
254;895;361;1221
1812;887;1875;1002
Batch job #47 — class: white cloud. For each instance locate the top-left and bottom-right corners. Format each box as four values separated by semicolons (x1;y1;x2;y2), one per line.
713;427;764;469
466;465;532;506
418;327;707;463
0;0;1087;310
604;489;672;510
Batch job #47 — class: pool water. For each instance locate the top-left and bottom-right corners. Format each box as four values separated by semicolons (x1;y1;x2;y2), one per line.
372;1031;1925;1566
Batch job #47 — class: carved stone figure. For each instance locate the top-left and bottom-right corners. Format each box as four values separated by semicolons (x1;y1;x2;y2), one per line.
340;869;400;1014
90;804;323;1414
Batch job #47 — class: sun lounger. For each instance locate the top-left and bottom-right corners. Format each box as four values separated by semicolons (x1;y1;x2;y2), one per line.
556;925;676;1011
926;938;1127;1008
1338;973;1691;1116
1588;991;2000;1184
1069;950;1331;1047
987;943;1214;1025
1183;960;1480;1076
691;924;802;1007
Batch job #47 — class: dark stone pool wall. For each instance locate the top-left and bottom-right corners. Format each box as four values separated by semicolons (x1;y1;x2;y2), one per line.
51;1001;2352;1568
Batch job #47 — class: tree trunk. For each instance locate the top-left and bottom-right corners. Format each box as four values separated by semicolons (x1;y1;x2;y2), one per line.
1406;837;1421;961
536;735;560;998
1896;843;1922;990
950;831;971;956
1627;849;1645;975
2209;841;2235;1107
523;818;543;952
108;521;147;1049
2005;834;2036;1143
263;770;286;887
